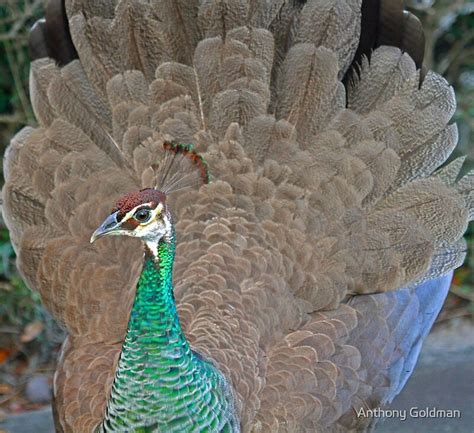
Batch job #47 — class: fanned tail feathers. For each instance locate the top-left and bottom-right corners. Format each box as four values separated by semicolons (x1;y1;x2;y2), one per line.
2;0;472;432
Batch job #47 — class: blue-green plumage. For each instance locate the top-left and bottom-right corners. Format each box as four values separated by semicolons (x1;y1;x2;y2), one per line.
97;228;238;432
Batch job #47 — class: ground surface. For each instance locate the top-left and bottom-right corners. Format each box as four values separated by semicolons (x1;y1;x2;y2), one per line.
377;319;474;433
0;320;473;433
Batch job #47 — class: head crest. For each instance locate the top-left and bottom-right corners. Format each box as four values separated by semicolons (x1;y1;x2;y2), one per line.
113;189;165;219
155;141;209;194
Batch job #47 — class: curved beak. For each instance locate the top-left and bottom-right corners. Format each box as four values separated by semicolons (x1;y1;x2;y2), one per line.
90;211;121;243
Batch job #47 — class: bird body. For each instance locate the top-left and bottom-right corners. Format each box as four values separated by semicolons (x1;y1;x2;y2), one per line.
99;235;237;432
2;0;474;432
91;188;238;432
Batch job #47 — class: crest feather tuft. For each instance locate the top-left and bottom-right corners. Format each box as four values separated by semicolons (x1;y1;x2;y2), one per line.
156;141;210;194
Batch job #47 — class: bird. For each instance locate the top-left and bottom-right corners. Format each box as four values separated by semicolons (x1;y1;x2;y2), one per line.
2;0;473;432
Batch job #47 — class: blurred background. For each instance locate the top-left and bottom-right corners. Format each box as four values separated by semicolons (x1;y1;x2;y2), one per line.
0;0;472;432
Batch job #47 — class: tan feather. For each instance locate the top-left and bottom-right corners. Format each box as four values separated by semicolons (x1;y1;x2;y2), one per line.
295;0;362;78
276;44;345;145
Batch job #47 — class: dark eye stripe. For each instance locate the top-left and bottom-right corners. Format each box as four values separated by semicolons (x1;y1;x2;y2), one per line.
121;219;140;230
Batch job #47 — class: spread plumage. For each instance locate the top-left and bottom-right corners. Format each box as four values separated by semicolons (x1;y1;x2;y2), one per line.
2;0;473;432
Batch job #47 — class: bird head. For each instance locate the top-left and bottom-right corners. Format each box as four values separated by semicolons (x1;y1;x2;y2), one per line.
91;141;208;252
90;188;172;248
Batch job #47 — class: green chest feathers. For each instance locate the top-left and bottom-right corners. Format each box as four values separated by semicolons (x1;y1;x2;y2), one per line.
97;245;238;432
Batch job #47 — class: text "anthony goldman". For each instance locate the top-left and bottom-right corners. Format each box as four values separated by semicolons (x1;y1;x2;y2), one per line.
357;407;461;421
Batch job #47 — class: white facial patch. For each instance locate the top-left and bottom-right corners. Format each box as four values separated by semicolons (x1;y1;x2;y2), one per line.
121;202;170;257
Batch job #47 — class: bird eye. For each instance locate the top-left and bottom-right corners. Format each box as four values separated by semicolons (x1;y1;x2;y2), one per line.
134;208;151;223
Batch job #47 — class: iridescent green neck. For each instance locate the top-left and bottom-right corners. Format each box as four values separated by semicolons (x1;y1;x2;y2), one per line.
129;236;181;344
99;233;239;432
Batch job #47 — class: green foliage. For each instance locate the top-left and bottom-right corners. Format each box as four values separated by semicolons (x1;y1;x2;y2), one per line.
0;1;45;337
0;227;42;331
0;1;41;164
450;223;474;307
411;1;474;172
0;226;64;379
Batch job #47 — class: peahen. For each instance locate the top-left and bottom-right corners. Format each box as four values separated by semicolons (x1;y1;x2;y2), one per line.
2;0;473;432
